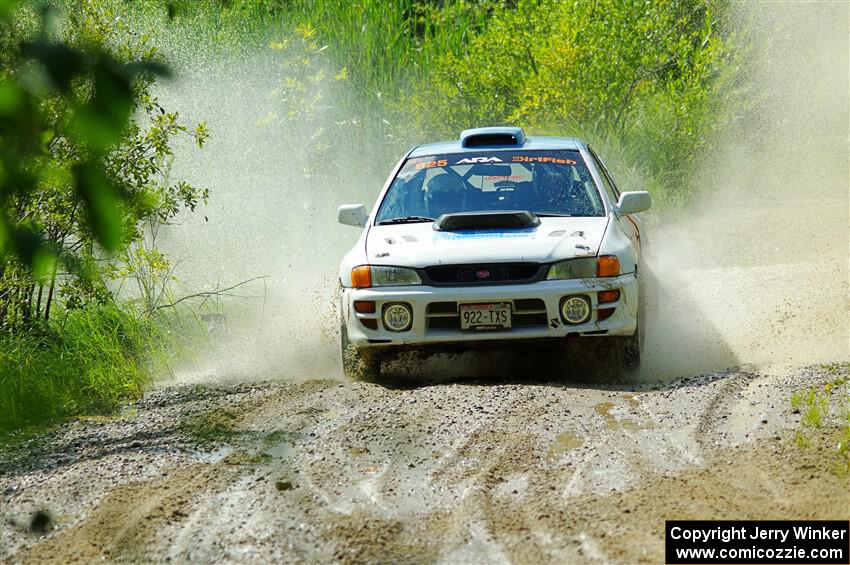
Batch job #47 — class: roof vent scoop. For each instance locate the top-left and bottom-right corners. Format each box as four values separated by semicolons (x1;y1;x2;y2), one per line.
460;126;526;148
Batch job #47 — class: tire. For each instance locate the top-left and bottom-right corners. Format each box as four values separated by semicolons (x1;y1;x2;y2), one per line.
340;322;381;382
623;273;644;369
625;261;653;369
562;337;626;381
623;324;641;369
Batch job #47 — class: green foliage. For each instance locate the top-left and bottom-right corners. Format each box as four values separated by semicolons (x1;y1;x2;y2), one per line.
0;299;208;436
0;303;153;434
176;0;745;206
791;366;850;476
268;0;493;94
1;1;161;263
120;0;748;208
0;0;210;435
406;0;742;204
0;0;208;330
793;388;828;428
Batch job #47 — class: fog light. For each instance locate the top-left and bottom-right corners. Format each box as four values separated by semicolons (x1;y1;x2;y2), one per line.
382;303;412;331
561;296;591;324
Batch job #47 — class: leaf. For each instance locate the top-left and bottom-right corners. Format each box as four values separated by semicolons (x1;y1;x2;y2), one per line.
1;219;51;273
23;41;85;92
32;246;57;281
70;59;169;153
74;161;123;251
166;0;177;20
70;60;133;152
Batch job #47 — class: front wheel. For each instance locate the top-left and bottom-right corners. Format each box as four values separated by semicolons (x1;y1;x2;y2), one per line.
340;322;382;381
624;266;651;369
623;321;641;369
561;337;626;381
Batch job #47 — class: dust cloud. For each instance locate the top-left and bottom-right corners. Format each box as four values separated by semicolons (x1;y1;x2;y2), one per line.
641;1;849;378
143;33;390;383
148;3;847;385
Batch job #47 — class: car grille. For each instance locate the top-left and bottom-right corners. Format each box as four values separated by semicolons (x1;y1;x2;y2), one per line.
423;263;543;286
426;299;548;330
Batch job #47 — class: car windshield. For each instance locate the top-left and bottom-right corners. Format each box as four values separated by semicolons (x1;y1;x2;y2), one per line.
375;150;605;224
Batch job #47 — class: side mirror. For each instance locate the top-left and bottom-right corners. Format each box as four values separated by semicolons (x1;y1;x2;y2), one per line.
616;191;652;214
338;204;369;227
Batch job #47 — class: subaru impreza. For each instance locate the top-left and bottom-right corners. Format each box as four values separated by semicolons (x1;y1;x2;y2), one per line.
337;127;651;380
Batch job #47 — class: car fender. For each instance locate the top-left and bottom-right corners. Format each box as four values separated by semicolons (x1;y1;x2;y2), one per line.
598;214;639;274
339;150;414;288
339;230;370;287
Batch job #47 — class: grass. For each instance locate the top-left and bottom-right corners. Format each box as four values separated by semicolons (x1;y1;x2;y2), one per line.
129;0;488;94
0;304;196;437
269;0;490;94
791;363;850;476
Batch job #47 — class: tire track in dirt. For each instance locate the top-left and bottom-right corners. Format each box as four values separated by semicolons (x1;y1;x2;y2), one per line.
19;461;247;563
2;365;847;563
693;370;758;448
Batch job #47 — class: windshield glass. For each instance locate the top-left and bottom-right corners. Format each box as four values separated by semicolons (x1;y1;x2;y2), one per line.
376;150;604;224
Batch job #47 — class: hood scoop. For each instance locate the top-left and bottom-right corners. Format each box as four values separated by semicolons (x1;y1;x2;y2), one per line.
433;210;541;232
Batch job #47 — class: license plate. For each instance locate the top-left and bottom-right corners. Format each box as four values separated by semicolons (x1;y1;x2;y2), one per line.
459;302;512;330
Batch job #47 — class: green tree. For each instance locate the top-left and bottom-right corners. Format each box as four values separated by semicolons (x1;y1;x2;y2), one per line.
405;0;741;203
0;0;207;328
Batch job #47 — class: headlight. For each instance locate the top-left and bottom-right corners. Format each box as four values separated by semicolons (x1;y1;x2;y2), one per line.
561;296;591;324
351;265;422;288
382;303;413;331
546;258;596;280
372;266;421;286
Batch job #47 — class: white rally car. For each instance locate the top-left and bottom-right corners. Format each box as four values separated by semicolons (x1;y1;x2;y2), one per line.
337;127;651;380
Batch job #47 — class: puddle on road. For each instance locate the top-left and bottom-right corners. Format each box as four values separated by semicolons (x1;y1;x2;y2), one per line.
195;430;305;463
624;394;641;410
593;395;652;431
195;446;234;463
546;432;585;462
263;441;295;459
261;430;304;460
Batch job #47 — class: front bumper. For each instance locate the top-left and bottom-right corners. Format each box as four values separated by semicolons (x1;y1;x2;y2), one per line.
341;274;638;349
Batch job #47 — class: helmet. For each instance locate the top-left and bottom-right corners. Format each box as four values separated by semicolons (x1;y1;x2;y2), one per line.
532;164;572;211
425;173;464;218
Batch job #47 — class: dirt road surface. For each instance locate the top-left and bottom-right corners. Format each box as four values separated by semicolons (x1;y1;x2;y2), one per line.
1;363;847;563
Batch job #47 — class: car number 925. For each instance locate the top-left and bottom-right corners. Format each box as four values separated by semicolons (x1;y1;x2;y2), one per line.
459;302;512;330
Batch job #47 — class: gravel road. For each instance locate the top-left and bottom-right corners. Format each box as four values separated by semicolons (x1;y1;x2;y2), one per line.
1;363;847;564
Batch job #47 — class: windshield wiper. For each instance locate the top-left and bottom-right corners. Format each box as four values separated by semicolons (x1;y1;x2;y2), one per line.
377;215;435;225
535;213;575;217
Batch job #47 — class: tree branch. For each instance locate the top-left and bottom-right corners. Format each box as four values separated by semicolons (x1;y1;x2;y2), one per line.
152;276;269;311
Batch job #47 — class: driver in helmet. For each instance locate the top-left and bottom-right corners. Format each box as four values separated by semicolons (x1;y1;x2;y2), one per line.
531;163;573;213
425;173;464;218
